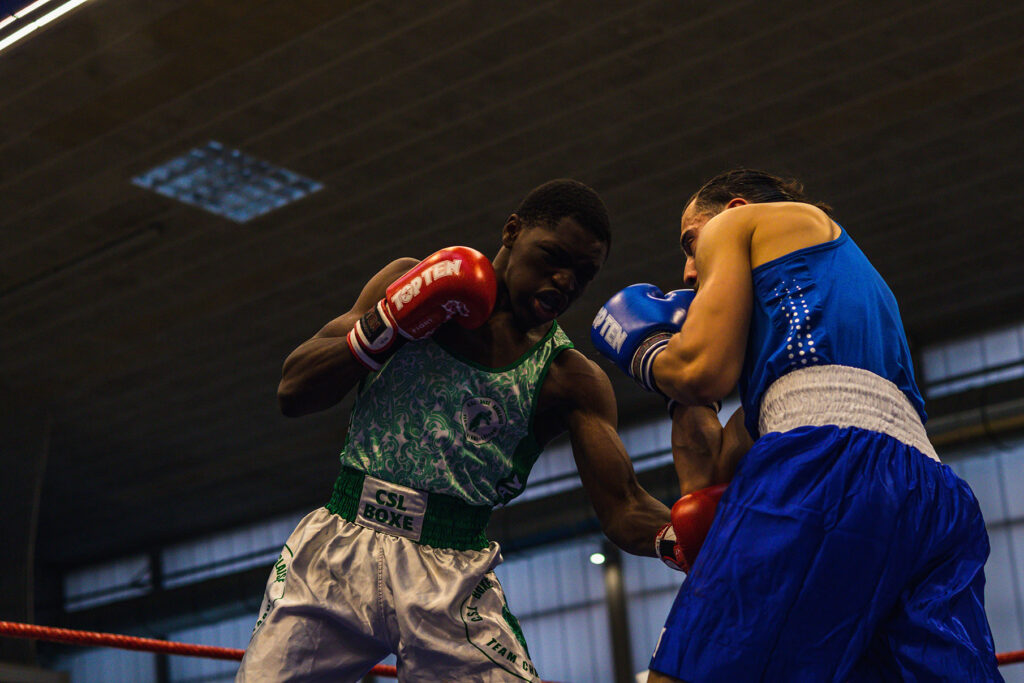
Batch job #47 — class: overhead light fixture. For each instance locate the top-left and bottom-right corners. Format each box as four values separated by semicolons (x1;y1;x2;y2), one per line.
0;0;96;56
132;141;324;223
15;0;58;19
589;552;606;566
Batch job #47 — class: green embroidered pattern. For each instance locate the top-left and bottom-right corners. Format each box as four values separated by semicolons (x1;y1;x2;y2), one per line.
338;323;572;506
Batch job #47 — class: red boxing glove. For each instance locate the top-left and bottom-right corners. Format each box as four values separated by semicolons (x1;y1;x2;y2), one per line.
655;483;728;572
386;246;496;338
347;246;497;370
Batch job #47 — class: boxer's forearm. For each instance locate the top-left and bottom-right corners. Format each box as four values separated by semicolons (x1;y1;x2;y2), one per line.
567;405;670;557
278;329;377;416
278;257;422;416
600;488;671;557
652;339;728;407
671;404;753;494
670;403;726;496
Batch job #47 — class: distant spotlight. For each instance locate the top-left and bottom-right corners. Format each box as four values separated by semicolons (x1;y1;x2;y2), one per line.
589;552;606;565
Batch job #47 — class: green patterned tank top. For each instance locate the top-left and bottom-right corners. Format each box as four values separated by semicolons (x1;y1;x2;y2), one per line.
338;322;573;507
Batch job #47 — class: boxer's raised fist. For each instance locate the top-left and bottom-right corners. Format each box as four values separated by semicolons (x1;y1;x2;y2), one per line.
656;483;728;572
348;246;497;370
591;284;694;393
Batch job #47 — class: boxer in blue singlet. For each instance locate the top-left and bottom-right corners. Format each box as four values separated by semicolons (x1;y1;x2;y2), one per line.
592;170;1002;681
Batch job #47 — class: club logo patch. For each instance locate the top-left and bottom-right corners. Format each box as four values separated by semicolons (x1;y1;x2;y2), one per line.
460;397;506;445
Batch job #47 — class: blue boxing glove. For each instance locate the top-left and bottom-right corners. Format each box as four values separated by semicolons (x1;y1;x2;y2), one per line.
591;284;695;393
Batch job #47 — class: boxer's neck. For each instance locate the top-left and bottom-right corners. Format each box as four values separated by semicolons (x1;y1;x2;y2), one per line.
433;311;553;369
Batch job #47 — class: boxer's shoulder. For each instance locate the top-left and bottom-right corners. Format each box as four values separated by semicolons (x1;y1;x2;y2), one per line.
533;348;616;443
723;202;840;268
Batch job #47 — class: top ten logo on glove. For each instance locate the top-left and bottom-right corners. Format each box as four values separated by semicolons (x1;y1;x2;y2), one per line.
390;259;465;312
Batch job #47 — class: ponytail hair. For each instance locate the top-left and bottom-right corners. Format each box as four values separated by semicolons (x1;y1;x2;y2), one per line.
692;169;833;216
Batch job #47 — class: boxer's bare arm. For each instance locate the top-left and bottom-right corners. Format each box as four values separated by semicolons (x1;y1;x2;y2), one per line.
670;403;752;496
654;203;837;406
653;210;754;405
537;350;670;556
277;258;418;417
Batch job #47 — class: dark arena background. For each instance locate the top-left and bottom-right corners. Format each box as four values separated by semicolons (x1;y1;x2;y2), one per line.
1;1;1023;681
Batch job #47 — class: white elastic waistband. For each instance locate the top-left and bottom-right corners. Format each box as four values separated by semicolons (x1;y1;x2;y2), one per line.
758;365;939;462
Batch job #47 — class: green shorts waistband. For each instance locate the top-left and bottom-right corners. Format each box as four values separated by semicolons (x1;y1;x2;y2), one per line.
326;466;492;551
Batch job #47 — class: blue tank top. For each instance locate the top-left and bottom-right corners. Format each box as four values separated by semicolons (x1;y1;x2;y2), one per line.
739;227;926;439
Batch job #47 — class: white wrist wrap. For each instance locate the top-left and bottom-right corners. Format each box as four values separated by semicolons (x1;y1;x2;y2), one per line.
347;301;398;371
630;332;672;393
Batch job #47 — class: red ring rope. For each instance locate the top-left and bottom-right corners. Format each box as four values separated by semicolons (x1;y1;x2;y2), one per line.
0;621;396;676
2;619;1021;670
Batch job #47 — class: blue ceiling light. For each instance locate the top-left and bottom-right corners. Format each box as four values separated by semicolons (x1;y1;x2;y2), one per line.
132;141;324;224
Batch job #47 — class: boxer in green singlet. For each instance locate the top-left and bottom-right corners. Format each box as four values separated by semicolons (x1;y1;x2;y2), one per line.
237;179;671;682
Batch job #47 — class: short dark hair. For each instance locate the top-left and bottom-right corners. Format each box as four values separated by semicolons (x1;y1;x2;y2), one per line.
515;179;611;248
692;168;833;216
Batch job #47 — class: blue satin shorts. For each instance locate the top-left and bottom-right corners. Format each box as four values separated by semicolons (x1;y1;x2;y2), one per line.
649;425;1002;682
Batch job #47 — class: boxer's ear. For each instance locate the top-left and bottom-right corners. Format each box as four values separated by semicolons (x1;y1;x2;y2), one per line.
502;214;522;248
